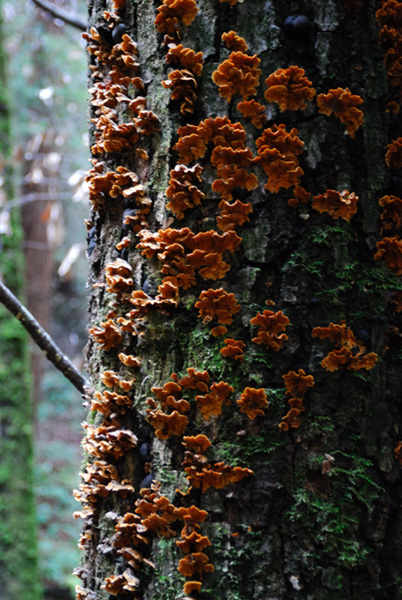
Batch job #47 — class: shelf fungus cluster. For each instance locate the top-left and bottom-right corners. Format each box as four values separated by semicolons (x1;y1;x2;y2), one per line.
312;321;378;372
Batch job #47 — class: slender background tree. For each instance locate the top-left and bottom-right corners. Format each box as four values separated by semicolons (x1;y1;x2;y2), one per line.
75;0;402;599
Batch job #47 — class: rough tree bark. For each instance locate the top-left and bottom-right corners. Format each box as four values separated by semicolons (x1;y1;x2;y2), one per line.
76;1;402;599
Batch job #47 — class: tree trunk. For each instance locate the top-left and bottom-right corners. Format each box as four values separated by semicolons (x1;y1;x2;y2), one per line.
0;3;41;599
76;1;402;599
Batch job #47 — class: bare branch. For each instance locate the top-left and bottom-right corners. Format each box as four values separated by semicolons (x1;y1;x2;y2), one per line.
0;278;89;394
32;0;88;32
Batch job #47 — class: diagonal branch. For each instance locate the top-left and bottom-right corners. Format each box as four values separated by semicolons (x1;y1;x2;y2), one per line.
32;0;88;31
0;278;89;394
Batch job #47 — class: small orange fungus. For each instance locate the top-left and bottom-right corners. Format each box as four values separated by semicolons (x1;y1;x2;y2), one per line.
195;288;240;324
237;99;267;128
312;189;358;221
212;51;261;101
154;0;198;35
283;369;315;397
264;66;316;111
375;236;402;275
316;87;364;137
222;31;248;52
385;137;402;169
312;321;378;371
220;338;246;361
256;124;304;192
237;387;268;420
379;195;402;231
250;309;290;351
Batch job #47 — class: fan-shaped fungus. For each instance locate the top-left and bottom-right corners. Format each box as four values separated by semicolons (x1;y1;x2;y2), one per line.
178;552;215;577
236;386;268;419
375;236;402;274
89;318;124;351
264;65;316;111
312;189;358;221
237;99;268;128
220;338;246;361
166;164;205;219
166;44;204;76
256;124;304;192
154;0;199;35
212;51;261;101
250;309;290;351
386;137;402;169
222;31;248;52
317;87;364;137
379;195;402;231
195;288;240;324
283;369;315;397
312;321;378;371
195;381;234;419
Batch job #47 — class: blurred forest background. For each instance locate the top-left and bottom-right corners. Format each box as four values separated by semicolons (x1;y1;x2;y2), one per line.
2;0;89;595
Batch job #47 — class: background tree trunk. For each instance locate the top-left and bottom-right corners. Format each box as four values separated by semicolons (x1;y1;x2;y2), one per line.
77;1;402;599
0;3;41;599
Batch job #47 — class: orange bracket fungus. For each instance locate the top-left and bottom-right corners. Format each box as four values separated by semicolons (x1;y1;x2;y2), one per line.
220;338;246;361
236;386;268;420
385;137;402;169
264;65;316;111
379;195;402;231
154;0;199;35
312;321;378;371
279;370;314;431
250;308;290;351
256;124;304;192
222;31;249;53
374;236;402;275
311;189;359;221
166;164;205;219
195;288;240;325
212;51;261;101
316;87;364;137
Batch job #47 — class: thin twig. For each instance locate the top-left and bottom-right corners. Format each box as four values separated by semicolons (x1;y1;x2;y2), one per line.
32;0;88;31
0;279;89;394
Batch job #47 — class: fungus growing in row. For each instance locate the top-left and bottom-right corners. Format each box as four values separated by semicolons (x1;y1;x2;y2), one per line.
288;185;310;207
264;65;316;111
212;51;261;101
216;198;253;231
195;288;241;324
195;381;234;419
236;386;268;419
379;195;402;231
237;99;267;128
162;68;199;114
282;369;315;397
256;124;304;192
82;421;138;459
385;137;402;169
278;406;303;431
89;318;124;351
105;259;134;295
178;367;210;391
312;321;378;371
154;0;199;35
184;459;254;492
220;338;246;361
146;409;189;439
178;552;215;578
91;389;133;416
311;189;358;221
374;235;402;274
316;87;364;137
165;164;205;219
182;434;212;454
166;44;204;76
250;309;290;351
222;30;248;53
